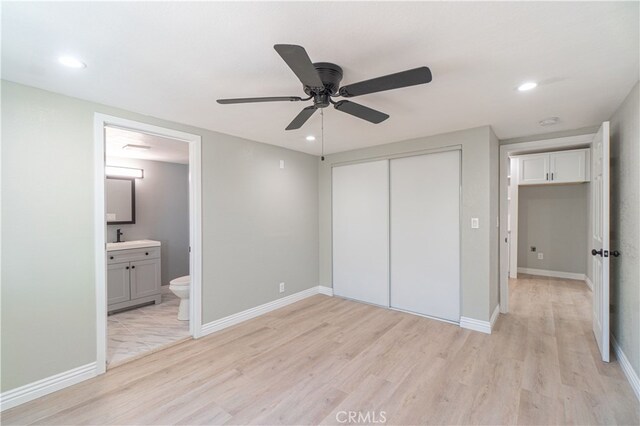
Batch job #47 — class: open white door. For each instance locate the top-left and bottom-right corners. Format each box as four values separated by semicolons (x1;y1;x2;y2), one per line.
591;122;610;363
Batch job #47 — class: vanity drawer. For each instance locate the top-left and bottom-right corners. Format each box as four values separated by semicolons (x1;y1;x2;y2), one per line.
107;247;161;264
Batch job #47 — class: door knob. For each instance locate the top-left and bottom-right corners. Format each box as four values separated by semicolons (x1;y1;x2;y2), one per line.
591;249;603;257
611;250;621;257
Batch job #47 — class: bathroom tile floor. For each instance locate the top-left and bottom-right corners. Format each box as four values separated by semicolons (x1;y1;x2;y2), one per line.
107;286;190;367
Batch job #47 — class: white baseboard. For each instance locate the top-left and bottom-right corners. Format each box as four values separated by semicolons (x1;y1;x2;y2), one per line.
0;362;97;411
318;285;334;296
460;305;500;335
517;267;586;281
585;276;594;291
200;286;324;337
460;316;491;334
490;304;500;329
611;335;640;401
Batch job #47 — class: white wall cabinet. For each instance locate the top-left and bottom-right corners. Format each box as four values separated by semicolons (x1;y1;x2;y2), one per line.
518;149;589;185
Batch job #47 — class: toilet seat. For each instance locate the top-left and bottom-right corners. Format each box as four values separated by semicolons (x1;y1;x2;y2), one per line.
170;275;190;286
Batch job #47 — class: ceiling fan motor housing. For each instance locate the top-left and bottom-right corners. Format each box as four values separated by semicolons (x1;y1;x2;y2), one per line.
304;62;343;103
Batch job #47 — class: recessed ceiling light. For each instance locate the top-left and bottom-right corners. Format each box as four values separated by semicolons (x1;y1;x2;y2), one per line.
306;135;316;141
58;55;86;69
122;144;151;151
539;117;559;127
517;81;537;92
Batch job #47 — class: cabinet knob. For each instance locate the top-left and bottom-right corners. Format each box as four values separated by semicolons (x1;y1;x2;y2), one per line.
110;256;114;260
126;266;130;270
131;265;136;269
145;252;149;256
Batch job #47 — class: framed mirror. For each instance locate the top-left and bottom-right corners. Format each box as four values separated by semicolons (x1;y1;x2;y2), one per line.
106;177;136;224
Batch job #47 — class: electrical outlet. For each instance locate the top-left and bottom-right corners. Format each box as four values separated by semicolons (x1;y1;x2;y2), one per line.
471;218;479;229
538;253;544;260
279;160;285;169
279;282;285;293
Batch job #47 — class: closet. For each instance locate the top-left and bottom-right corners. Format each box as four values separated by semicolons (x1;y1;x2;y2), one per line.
332;150;461;322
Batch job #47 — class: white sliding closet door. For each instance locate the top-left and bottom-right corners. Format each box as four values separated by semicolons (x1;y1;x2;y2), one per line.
332;160;389;306
390;151;460;322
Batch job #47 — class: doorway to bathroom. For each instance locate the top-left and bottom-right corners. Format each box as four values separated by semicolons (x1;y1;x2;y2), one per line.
94;114;202;372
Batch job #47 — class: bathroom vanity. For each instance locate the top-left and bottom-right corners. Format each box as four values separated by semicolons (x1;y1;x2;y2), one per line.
107;240;162;313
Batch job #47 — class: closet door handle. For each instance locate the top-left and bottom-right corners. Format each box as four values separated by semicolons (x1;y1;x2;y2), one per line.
611;250;621;257
546;172;549;181
591;249;603;257
551;172;554;181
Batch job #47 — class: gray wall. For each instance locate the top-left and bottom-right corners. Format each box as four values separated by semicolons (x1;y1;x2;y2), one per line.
106;158;189;286
517;184;589;274
489;128;500;314
319;126;497;322
609;81;639;377
1;80;319;392
500;126;601;145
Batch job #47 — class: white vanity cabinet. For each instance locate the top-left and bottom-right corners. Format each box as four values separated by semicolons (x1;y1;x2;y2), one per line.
518;149;590;185
107;242;161;313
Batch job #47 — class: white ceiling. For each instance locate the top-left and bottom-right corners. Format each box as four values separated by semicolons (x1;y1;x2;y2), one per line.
105;126;189;164
2;2;638;155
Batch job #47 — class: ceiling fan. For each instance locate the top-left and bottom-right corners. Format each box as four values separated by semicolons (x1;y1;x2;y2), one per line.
217;44;432;130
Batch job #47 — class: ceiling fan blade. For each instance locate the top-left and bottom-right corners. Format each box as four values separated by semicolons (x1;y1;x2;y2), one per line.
286;106;317;130
333;100;389;124
217;96;303;104
339;67;432;98
274;44;324;89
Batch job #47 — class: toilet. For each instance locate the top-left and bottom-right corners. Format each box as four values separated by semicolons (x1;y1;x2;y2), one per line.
169;275;190;321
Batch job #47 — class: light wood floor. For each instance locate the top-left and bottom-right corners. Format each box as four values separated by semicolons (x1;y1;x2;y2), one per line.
3;275;638;425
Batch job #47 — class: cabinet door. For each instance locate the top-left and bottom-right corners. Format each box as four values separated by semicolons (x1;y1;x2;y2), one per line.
107;263;130;305
550;150;587;183
130;258;161;299
519;154;549;185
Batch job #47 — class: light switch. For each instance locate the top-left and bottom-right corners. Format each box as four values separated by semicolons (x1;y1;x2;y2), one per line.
471;218;479;229
279;160;285;169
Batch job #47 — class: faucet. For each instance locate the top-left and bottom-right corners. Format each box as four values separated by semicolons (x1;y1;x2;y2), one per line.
116;228;124;243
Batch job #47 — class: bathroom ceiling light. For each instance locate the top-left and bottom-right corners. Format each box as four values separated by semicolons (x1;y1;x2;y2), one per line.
306;135;316;141
58;55;86;69
517;81;537;91
106;166;144;179
539;117;560;127
122;144;151;151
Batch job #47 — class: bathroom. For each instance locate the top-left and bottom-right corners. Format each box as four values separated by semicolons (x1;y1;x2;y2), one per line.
105;126;191;366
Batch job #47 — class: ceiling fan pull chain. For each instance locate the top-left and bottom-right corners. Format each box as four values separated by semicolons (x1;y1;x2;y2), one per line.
321;108;325;161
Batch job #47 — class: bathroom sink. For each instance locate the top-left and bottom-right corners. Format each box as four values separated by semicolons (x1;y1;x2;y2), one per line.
107;240;161;251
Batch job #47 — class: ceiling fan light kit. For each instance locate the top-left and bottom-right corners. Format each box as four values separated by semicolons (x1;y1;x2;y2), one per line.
217;44;433;131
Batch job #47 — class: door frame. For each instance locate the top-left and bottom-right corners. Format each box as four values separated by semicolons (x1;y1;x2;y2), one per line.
94;113;202;374
499;133;594;313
